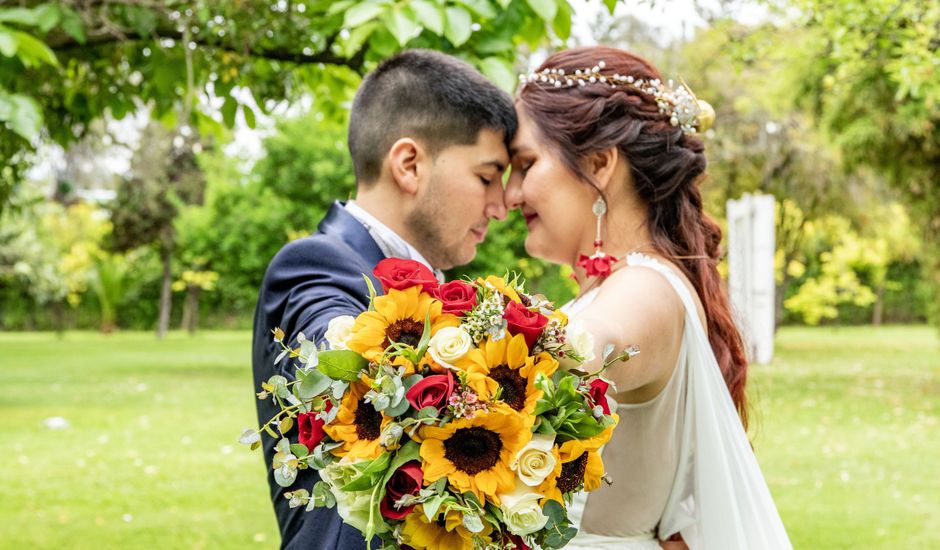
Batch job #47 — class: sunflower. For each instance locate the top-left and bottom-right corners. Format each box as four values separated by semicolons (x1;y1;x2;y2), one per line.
456;333;558;416
400;505;492;550
538;419;618;502
323;381;391;460
418;403;532;503
346;286;459;364
476;275;522;303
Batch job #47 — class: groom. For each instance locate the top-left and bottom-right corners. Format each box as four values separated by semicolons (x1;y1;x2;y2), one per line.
251;49;515;549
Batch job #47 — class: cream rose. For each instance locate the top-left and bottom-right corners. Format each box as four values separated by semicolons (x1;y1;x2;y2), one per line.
511;434;557;487
498;484;550;536
560;319;596;370
427;326;472;368
324;315;356;350
322;458;373;532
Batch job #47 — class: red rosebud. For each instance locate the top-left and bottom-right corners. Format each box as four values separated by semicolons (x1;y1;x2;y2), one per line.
577;253;618;278
405;373;455;411
372;258;438;294
432;280;478;316
503;301;549;349
587;379;611;416
380;460;424;520
297;401;332;452
503;532;531;550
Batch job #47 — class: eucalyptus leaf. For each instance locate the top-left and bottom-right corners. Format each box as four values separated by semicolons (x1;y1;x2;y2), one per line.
317;349;367;381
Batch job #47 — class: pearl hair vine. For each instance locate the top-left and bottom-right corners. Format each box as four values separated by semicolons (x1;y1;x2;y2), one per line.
518;60;716;135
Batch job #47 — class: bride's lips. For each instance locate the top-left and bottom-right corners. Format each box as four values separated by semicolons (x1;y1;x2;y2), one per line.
523;212;538;227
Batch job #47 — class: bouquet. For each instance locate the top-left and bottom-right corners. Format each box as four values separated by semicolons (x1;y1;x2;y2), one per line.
241;259;639;550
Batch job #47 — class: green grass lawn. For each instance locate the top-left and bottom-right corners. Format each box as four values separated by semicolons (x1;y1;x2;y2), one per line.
1;326;937;549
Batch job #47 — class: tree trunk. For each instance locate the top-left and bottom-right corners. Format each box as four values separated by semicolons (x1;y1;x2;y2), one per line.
181;285;200;335
157;245;172;339
872;284;885;326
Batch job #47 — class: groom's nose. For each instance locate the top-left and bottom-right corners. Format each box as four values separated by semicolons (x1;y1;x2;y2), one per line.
504;171;523;210
484;180;508;221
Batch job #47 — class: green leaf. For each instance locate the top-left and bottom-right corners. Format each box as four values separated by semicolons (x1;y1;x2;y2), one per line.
221;96;237;128
36;5;61;32
384;6;421;46
297;368;332;399
411;0;444;35
0;7;42;26
525;0;557;22
327;0;358;16
343;1;387;27
242;104;257;130
278;416;294;435
457;0;498;19
290;443;310;457
444;6;473;47
0;93;42;140
1;27;58;67
480;56;516;92
342;451;392;491
341;21;379;58
552;0;572;41
0;27;15;57
603;0;617;14
58;7;85;43
317;349;368;381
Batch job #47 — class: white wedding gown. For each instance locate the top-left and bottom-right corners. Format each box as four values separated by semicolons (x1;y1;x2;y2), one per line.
562;253;791;550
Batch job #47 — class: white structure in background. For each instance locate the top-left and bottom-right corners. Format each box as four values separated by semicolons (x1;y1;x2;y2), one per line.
726;193;776;364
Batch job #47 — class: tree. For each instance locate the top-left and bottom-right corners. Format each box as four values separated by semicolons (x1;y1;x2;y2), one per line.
1;0;608;216
109;121;205;338
785;0;940;327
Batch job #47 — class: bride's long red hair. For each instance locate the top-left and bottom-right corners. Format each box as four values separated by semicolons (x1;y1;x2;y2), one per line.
518;46;749;427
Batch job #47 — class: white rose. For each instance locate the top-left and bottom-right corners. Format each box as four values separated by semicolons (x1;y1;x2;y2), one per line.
322;458;373;532
428;326;473;368
511;434;557;487
560;319;596;370
324;315;356;350
498;484;550;536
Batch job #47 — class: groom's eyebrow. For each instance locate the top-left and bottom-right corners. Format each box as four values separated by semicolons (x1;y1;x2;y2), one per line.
478;160;506;172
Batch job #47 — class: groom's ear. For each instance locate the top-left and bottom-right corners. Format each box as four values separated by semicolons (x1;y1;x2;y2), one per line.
387;138;428;195
586;147;620;191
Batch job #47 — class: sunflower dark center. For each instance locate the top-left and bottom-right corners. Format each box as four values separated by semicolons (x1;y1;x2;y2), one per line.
354;398;382;441
443;426;503;474
556;452;589;494
489;365;527;411
384;318;424;349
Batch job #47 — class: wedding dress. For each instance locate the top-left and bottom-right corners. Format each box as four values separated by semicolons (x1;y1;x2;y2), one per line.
562;253;791;550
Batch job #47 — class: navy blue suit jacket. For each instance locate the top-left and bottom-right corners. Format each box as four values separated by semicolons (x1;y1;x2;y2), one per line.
252;202;385;549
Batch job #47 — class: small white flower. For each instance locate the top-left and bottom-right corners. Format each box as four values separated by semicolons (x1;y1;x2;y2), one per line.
510;434;557;487
324;315;356;350
498;484;550;536
428;326;473;368
560;320;596;369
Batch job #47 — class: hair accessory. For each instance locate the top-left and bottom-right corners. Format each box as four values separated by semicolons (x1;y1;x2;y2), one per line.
577;196;618;279
518;60;715;135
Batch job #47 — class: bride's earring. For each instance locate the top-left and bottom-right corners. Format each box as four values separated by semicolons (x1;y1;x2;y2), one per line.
577;196;618;279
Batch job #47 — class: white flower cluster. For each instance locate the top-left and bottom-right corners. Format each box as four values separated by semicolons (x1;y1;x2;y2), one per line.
461;291;507;344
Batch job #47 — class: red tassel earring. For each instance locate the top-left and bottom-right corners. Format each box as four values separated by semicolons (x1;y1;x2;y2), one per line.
577;196;618;279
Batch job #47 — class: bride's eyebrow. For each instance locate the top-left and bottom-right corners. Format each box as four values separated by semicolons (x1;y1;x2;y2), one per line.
509;144;532;157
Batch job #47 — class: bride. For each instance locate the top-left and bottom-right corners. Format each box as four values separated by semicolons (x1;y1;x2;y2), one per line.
505;46;792;549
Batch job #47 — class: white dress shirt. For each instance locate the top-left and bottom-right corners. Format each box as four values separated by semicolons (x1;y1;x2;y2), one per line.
344;201;445;283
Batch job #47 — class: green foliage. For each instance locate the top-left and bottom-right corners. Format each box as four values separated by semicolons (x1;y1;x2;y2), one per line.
0;0;588;216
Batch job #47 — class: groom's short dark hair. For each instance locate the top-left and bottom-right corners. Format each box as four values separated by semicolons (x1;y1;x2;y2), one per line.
348;49;516;185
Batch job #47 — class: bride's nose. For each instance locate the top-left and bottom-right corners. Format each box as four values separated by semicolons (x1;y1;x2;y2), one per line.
504;170;524;210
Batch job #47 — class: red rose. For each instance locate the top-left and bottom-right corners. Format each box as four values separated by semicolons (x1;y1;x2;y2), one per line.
373;258;438;294
405;373;455;411
297;401;332;452
577;253;618;278
502;532;531;550
587;379;611;416
432;280;478;316
380;460;423;520
503;301;549;349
